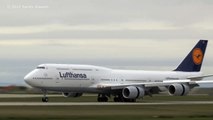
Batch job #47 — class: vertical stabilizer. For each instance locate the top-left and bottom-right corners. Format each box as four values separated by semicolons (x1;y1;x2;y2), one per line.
174;40;208;72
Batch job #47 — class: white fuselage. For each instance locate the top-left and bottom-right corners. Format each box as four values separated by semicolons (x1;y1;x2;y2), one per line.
24;64;201;93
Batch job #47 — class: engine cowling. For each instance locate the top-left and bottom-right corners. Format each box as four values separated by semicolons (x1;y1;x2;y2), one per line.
122;86;145;99
168;84;190;96
62;92;83;97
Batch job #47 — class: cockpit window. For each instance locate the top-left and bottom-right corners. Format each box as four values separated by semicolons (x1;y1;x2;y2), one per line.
36;66;45;69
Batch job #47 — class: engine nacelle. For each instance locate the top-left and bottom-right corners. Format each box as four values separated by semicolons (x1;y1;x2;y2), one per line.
122;86;145;99
62;92;83;97
168;84;190;96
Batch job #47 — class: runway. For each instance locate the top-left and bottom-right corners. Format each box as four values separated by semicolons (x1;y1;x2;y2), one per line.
0;101;213;106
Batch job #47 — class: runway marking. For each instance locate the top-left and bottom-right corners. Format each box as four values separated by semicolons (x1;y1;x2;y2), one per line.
0;101;213;106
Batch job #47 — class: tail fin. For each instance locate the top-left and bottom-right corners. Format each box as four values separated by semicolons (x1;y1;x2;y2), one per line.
174;40;208;72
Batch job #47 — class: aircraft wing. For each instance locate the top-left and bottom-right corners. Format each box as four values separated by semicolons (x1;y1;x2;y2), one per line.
95;79;213;90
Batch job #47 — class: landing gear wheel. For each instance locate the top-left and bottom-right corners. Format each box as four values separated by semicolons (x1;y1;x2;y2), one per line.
97;94;108;102
97;96;108;102
103;97;108;102
114;97;121;102
97;97;102;102
42;97;49;102
123;98;136;102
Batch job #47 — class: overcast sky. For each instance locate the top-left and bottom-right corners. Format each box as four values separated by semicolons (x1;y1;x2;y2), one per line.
0;0;213;86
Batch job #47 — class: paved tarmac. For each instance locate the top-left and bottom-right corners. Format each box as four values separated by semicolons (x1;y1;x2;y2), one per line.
0;101;212;106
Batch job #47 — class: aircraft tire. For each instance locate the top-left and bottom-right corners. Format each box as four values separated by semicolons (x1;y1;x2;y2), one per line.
97;97;108;102
114;97;119;102
42;97;48;102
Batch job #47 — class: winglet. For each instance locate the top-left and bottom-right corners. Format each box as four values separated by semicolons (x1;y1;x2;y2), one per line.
174;40;208;72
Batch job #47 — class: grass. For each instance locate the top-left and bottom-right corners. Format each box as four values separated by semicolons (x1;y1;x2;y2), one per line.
0;116;213;120
0;105;212;120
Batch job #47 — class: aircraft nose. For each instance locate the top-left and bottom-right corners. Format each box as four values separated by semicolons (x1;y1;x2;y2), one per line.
24;73;32;83
24;74;29;81
24;70;36;85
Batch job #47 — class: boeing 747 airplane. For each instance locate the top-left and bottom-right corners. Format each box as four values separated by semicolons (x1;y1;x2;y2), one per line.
24;40;213;102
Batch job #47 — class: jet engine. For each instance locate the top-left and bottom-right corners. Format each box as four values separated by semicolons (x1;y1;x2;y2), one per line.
62;92;83;97
122;86;145;99
168;84;190;96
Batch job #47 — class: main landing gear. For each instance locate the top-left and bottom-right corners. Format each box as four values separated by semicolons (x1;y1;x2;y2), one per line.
97;94;137;102
97;94;108;102
41;90;49;102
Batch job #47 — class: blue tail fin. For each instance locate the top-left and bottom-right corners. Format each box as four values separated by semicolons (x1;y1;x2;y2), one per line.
174;40;208;72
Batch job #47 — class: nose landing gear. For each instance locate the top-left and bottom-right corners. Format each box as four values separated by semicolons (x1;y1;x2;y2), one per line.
41;90;49;102
42;97;49;102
